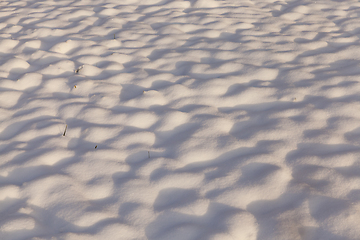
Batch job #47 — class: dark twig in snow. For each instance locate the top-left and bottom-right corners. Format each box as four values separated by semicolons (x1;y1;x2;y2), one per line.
63;125;67;136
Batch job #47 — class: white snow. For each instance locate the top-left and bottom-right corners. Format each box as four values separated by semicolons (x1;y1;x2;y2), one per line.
1;0;360;239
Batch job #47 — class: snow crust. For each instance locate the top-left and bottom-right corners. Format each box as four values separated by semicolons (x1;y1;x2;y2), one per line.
2;0;360;239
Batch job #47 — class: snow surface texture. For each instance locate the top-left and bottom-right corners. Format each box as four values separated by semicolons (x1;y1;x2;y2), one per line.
1;0;360;239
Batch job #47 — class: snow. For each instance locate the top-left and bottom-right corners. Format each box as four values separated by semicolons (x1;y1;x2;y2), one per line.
1;0;360;239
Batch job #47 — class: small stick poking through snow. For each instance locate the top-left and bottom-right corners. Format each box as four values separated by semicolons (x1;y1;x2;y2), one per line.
75;65;83;74
63;125;67;136
148;151;150;158
95;145;97;149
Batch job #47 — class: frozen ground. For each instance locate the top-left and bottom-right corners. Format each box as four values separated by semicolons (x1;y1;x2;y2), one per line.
1;0;360;239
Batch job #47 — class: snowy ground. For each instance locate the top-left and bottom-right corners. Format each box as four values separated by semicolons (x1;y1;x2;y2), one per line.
2;0;360;239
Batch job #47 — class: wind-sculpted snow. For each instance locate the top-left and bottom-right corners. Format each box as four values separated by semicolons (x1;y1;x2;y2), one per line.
2;0;360;239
